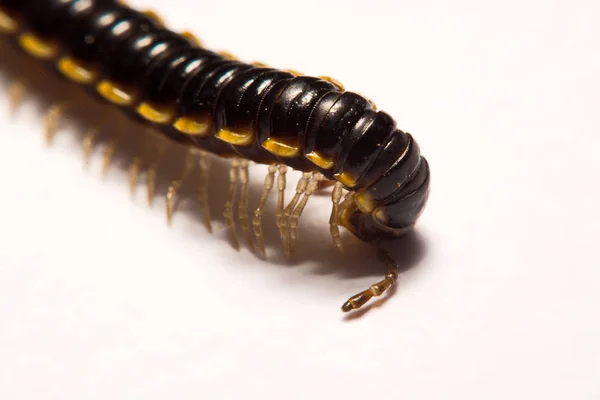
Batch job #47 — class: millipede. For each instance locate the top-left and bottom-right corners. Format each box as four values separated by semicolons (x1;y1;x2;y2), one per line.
0;0;431;312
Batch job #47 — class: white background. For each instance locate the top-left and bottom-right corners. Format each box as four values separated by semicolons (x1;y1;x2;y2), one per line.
1;0;599;398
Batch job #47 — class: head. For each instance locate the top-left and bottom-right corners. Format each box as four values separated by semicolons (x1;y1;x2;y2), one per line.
341;154;430;242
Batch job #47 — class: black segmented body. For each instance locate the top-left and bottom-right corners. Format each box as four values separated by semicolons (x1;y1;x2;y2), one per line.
0;0;430;241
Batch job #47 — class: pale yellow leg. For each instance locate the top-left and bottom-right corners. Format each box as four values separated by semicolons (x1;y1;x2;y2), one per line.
197;150;212;233
44;104;64;144
181;31;203;47
166;152;195;224
341;248;399;312
128;156;142;196
238;159;256;253
252;164;277;257
330;181;344;252
281;172;313;255
275;165;288;250
130;140;157;197
143;10;165;26
147;166;158;206
288;174;323;257
82;129;96;168
101;140;116;177
223;159;241;250
339;191;355;213
147;143;166;207
7;81;26;115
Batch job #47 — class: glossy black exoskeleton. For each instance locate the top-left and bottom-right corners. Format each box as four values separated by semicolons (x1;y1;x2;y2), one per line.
0;0;430;241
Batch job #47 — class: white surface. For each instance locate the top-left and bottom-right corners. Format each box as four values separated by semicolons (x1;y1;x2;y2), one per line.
1;0;599;398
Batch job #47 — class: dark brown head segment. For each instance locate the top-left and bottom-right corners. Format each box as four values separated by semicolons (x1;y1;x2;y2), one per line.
340;132;430;242
301;86;430;241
